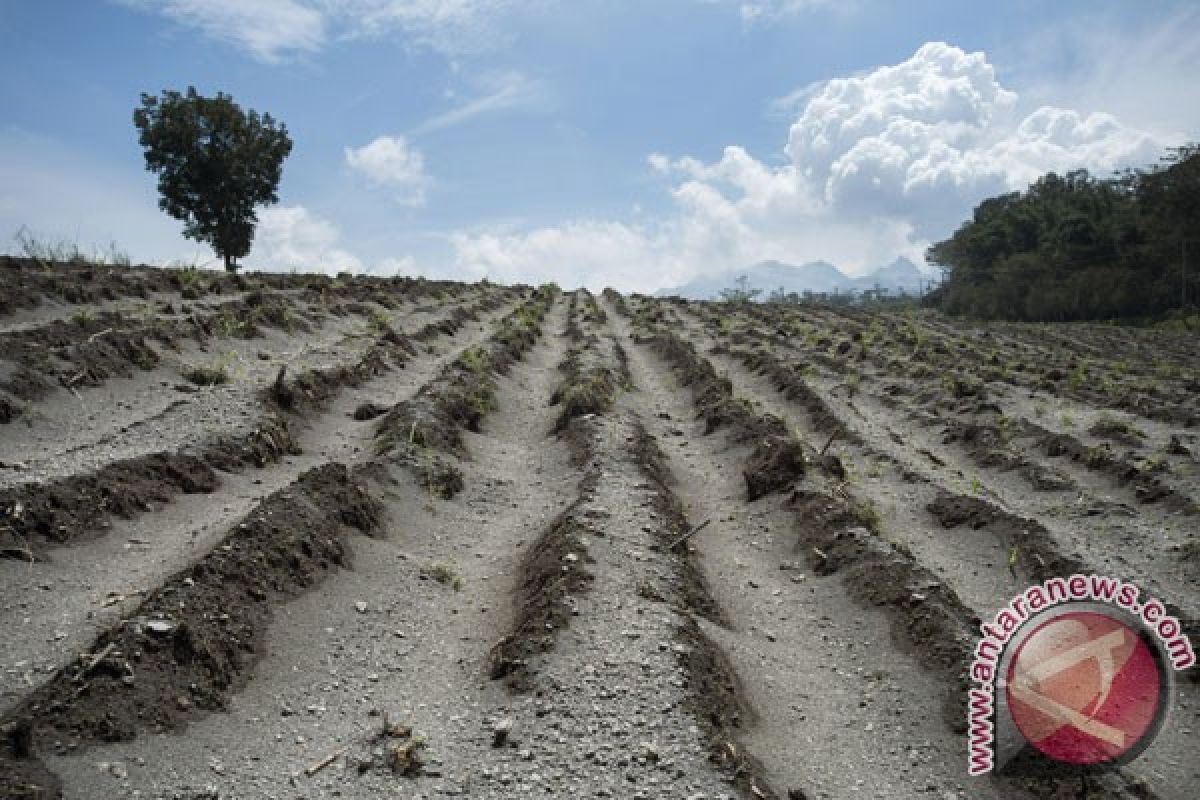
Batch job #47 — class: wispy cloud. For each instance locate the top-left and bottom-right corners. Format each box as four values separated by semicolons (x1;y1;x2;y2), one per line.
325;0;529;56
409;71;548;137
697;0;842;26
767;78;826;119
118;0;325;63
1003;6;1200;141
737;0;837;24
119;0;531;62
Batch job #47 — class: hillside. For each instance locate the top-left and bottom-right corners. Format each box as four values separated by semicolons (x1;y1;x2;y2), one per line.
0;258;1196;800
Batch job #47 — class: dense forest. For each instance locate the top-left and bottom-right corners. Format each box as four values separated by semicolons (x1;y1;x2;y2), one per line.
926;145;1199;321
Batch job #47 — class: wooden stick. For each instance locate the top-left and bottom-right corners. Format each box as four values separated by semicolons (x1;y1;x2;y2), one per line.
305;745;348;776
668;519;712;550
818;429;840;456
80;643;116;676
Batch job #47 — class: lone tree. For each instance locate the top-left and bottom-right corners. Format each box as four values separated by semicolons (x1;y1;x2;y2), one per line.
134;87;292;272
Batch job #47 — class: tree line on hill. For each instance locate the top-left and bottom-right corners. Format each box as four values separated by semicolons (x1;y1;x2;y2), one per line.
925;144;1199;322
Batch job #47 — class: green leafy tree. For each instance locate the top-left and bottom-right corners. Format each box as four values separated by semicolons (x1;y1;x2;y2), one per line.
134;87;292;272
927;145;1199;321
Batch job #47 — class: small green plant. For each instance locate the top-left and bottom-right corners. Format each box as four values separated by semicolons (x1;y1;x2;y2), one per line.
70;309;95;326
1145;452;1167;473
216;313;255;338
1089;414;1144;441
1060;412;1075;429
183;364;229;386
458;346;491;374
1007;545;1020;578
995;415;1015;442
183;351;236;386
367;308;393;336
1084;446;1112;468
852;497;882;532
1068;361;1089;390
426;563;463;591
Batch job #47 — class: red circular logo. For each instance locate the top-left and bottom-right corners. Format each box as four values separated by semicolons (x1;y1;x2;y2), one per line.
1005;611;1163;764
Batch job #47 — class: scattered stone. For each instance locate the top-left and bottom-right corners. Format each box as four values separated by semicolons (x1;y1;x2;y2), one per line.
492;717;514;747
144;619;176;635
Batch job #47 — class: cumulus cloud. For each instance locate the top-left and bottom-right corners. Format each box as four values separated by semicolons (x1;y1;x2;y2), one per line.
252;206;364;274
345;136;429;205
451;42;1165;292
785;42;1159;233
121;0;523;61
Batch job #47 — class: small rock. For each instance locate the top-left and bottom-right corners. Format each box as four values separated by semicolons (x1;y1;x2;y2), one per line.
354;601;368;614
492;717;513;748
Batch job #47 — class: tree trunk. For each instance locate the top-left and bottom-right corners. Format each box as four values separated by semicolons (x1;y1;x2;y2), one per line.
223;252;236;273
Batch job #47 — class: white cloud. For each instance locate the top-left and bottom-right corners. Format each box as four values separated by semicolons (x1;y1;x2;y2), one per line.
1005;7;1200;141
325;0;525;55
344;136;429;205
121;0;525;61
409;70;547;136
119;0;325;62
697;0;840;26
451;220;676;290
646;153;670;173
784;41;1159;234
736;0;835;24
451;42;1166;292
252;206;364;274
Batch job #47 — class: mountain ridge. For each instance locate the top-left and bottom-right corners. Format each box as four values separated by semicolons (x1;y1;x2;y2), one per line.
655;257;930;300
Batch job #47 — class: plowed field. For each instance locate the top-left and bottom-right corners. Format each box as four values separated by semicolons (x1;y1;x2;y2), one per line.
1;258;1196;799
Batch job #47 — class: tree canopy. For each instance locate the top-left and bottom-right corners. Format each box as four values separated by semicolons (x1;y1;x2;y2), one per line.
926;145;1199;321
134;87;292;272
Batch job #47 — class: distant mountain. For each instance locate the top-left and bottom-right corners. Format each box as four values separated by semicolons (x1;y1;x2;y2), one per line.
655;256;929;300
850;257;927;293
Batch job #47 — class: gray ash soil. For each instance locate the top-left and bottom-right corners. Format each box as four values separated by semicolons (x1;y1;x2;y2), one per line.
0;297;520;720
1;266;1196;800
665;299;1198;797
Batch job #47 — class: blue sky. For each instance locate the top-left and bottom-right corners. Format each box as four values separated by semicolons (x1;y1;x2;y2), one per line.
1;1;1196;291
